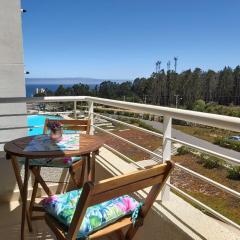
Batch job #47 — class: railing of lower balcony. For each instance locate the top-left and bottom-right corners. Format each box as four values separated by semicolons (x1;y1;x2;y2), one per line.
0;96;240;231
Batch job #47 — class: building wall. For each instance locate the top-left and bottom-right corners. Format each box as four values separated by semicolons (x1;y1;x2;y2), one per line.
0;0;27;201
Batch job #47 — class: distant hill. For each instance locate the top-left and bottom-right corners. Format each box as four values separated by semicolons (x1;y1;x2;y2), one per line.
26;77;131;85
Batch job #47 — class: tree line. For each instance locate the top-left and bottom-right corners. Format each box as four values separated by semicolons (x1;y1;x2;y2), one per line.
35;66;240;109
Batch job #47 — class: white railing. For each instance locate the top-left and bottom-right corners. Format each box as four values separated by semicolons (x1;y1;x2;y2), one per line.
0;96;240;230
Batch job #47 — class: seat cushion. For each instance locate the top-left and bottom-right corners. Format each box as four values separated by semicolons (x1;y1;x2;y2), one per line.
41;189;140;238
17;156;81;168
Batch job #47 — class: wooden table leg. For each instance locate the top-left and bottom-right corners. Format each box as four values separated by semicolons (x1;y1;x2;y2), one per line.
87;151;96;182
10;156;32;233
29;167;40;219
79;158;86;188
21;158;30;240
86;154;90;182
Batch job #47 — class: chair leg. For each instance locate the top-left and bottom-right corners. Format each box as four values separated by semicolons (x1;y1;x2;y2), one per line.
79;159;86;187
69;159;86;188
29;167;40;219
125;225;139;240
115;230;125;240
69;167;79;189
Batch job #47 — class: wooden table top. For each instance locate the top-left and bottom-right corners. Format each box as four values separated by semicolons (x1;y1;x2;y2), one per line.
4;134;104;159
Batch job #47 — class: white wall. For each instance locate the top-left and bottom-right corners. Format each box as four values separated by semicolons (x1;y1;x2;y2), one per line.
0;0;27;201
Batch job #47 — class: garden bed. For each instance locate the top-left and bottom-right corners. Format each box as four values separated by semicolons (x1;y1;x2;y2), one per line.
96;128;162;161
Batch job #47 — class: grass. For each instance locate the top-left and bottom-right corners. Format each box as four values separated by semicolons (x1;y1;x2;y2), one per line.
173;124;236;143
186;190;240;225
173;124;240;152
173;188;240;225
116;116;162;134
172;153;240;225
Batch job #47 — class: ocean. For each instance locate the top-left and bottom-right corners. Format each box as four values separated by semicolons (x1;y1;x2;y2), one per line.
26;84;96;97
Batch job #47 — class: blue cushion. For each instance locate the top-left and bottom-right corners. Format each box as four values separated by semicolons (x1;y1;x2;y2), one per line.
17;156;81;168
41;189;140;238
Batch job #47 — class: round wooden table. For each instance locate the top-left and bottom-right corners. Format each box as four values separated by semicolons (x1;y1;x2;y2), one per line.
4;134;104;240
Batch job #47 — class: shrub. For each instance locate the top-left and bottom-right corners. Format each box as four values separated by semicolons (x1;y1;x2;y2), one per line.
143;114;150;120
200;154;221;169
193;99;206;112
214;137;240;152
195;153;205;164
106;109;114;114
177;146;190;155
203;158;220;169
227;166;240;180
172;119;188;126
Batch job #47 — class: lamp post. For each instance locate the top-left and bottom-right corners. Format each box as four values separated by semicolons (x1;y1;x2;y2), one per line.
174;95;182;108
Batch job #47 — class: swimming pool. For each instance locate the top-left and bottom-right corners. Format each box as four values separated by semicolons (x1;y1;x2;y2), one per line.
27;115;63;136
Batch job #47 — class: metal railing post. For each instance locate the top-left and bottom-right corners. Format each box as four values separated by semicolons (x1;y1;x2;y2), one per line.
161;115;172;201
73;101;77;119
88;101;94;135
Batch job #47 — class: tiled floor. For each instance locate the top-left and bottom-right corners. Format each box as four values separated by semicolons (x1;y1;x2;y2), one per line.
0;201;110;240
0;201;56;240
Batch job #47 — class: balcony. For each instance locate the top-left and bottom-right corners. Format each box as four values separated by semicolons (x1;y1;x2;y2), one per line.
0;96;240;240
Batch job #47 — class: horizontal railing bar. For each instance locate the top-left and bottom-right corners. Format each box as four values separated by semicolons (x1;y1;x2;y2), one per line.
167;183;240;231
93;125;163;160
0;111;85;117
0;113;35;117
86;97;240;132
169;137;240;165
95;107;139;112
94;113;163;138
0;96;240;132
0;126;43;131
0;96;87;103
103;144;145;169
39;111;75;114
0;112;74;117
175;163;240;199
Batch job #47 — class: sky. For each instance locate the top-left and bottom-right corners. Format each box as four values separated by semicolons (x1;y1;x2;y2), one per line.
22;0;240;80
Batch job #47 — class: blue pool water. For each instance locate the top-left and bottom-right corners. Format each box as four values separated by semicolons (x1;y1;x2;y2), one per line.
28;115;63;136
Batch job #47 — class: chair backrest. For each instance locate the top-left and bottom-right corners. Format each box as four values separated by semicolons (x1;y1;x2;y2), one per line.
67;161;174;239
43;119;91;134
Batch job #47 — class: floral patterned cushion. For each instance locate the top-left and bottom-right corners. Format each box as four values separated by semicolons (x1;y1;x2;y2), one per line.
41;189;140;238
17;156;81;168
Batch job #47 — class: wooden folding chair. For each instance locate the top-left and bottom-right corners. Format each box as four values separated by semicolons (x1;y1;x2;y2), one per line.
44;161;174;240
28;119;91;219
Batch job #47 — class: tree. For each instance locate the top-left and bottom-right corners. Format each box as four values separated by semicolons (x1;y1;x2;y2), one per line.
233;66;240;105
98;81;118;99
55;85;67;96
72;83;90;96
132;78;150;103
203;70;216;102
217;67;234;105
48;65;240;109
